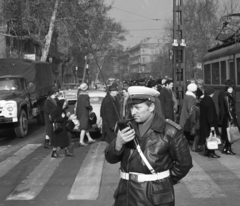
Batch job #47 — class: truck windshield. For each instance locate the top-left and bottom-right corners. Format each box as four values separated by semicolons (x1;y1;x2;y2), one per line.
0;79;22;91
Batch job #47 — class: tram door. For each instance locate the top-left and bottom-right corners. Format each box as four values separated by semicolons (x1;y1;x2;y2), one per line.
229;60;235;82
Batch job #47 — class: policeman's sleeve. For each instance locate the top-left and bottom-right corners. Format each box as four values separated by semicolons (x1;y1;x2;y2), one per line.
169;129;193;184
105;138;124;164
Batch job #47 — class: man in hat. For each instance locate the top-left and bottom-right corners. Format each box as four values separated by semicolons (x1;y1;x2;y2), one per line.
100;84;120;143
105;86;192;206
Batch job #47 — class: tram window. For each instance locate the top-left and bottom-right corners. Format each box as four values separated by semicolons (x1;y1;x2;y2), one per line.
220;61;226;85
237;58;240;85
229;61;235;83
204;64;211;84
212;62;220;85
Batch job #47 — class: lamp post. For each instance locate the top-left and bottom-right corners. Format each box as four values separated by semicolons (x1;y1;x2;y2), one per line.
75;66;78;85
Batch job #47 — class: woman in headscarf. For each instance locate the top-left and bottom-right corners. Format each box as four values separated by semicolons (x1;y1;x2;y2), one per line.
43;86;59;149
76;83;96;146
50;99;73;158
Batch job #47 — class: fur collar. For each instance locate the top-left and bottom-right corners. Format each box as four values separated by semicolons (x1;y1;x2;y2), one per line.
186;91;196;98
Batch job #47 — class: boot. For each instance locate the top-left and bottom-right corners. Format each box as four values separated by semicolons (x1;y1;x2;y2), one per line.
65;148;74;157
228;144;236;155
44;139;51;149
51;151;59;158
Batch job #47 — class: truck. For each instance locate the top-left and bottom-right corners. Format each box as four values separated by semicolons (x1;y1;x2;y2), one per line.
0;58;54;138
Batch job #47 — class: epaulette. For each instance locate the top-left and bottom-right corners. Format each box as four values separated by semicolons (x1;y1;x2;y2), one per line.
165;119;182;130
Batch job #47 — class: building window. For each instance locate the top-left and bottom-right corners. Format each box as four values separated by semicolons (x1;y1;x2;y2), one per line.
142;57;145;63
220;61;226;85
229;60;235;84
211;62;220;85
237;58;240;85
204;64;211;84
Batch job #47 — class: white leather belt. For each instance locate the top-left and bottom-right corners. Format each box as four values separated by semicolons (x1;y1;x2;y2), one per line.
120;170;170;182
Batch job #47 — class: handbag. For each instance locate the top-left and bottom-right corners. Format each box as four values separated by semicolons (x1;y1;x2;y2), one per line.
227;124;240;143
206;132;218;150
53;121;63;133
66;120;75;131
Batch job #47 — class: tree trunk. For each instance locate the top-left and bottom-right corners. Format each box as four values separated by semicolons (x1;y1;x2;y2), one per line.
40;0;59;62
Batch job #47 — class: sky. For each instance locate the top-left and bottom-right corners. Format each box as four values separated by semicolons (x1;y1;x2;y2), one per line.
104;0;173;48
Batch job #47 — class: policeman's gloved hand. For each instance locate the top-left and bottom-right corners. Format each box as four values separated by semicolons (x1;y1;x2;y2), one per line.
115;127;135;151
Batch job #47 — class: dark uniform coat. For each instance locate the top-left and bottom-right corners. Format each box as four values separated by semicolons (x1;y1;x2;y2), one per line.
159;88;174;121
199;95;219;145
218;90;239;141
76;93;92;130
100;93;120;143
105;114;193;206
44;97;57;139
50;100;69;148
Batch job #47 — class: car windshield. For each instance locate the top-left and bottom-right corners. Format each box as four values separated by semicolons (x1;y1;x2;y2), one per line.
90;96;104;104
0;79;21;91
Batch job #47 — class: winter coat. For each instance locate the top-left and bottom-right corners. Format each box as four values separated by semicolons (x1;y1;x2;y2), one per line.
159;88;174;121
199;95;219;145
179;91;197;129
50;105;69;148
76;92;92;131
218;90;239;141
105;114;193;206
100;93;120;143
44;97;57;138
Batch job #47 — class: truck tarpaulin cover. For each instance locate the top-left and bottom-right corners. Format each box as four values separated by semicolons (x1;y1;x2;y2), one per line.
0;58;54;99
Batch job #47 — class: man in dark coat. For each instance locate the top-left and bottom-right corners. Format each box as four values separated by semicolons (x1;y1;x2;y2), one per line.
100;84;120;143
200;87;220;158
105;86;192;206
159;79;175;121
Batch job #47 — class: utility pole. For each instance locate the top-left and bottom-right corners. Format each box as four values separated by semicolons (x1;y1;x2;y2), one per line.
172;0;186;109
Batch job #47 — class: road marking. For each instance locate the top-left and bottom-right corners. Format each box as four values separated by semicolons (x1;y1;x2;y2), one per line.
217;155;240;178
182;159;225;198
6;153;63;200
0;144;41;178
68;142;107;200
0;145;11;153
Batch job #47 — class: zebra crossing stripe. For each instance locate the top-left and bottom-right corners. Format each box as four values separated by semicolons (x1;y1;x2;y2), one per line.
6;153;63;200
0;144;41;178
0;145;11;153
217;155;240;178
68;142;106;200
182;159;225;198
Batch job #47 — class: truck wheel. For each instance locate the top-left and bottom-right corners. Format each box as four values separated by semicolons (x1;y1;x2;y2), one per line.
14;110;28;138
36;111;45;125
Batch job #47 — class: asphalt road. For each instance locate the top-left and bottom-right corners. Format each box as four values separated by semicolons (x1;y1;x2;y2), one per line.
1;122;240;206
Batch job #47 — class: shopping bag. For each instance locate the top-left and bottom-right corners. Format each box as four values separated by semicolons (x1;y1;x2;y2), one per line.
206;132;218;150
227;124;240;143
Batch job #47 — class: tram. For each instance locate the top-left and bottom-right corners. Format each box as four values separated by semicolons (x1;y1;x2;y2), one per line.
202;13;240;121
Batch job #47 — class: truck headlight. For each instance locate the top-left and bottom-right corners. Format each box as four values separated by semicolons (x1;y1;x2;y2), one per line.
7;105;14;111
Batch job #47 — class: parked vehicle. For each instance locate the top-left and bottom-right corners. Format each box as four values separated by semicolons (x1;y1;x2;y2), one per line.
0;58;54;137
62;89;106;132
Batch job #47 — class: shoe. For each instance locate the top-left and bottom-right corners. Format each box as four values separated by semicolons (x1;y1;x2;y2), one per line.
79;142;88;147
88;139;96;144
209;153;220;158
65;149;74;157
51;151;59;158
226;150;236;155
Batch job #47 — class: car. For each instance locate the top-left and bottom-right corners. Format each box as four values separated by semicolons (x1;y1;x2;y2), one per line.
60;89;106;135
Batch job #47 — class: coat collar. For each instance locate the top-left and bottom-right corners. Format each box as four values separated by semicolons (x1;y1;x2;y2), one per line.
186;91;196;98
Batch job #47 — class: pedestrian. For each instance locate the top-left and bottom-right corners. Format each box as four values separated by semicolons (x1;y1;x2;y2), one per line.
218;80;238;155
76;83;96;146
50;99;73;158
43;86;59;149
105;86;192;206
159;79;175;121
180;83;201;152
120;87;130;119
100;84;120;143
199;87;221;158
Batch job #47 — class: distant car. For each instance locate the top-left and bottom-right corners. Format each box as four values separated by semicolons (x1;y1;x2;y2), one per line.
61;89;106;133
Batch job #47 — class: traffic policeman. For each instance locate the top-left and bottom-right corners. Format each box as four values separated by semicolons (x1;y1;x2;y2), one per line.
105;86;192;206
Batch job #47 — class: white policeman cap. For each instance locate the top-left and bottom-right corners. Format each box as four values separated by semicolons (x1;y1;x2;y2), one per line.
127;86;160;105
